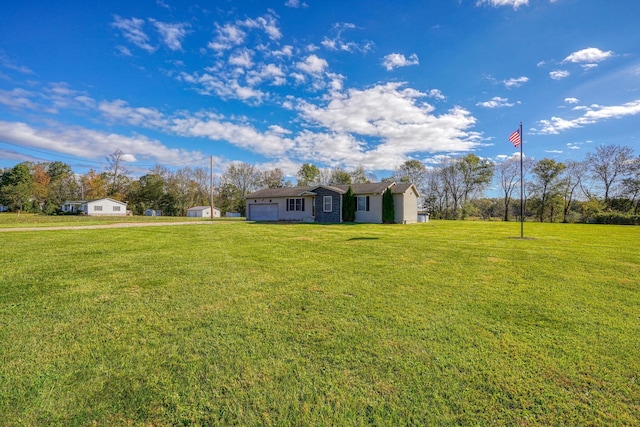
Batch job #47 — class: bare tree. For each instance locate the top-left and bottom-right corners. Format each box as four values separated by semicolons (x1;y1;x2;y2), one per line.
392;159;428;189
350;165;369;184
105;149;131;197
560;160;588;222
585;145;635;201
496;156;534;221
221;162;261;198
260;168;287;189
438;154;494;218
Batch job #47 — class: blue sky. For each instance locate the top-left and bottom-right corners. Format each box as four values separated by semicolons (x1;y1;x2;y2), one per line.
1;0;639;181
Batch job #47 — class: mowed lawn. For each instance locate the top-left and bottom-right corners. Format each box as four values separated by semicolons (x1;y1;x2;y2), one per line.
1;219;638;426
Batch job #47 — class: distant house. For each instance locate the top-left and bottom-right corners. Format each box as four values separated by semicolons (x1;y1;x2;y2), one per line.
144;209;162;216
62;198;127;216
61;200;84;214
186;206;221;218
245;182;419;224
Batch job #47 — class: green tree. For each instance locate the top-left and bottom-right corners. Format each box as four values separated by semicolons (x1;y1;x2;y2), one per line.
297;163;320;186
342;186;355;222
382;187;395;223
45;161;75;212
0;162;34;213
330;167;351;185
531;158;566;222
392;160;428;189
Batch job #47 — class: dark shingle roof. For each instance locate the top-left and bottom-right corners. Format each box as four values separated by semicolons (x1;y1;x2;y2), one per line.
391;182;419;196
246;182;419;198
246;186;316;199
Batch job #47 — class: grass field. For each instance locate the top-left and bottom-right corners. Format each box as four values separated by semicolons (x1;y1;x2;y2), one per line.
0;213;215;228
1;217;639;426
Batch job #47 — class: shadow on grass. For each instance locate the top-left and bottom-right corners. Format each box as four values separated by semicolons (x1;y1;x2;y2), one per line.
347;237;380;241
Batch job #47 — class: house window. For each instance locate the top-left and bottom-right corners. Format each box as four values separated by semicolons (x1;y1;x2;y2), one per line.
323;196;332;212
356;196;370;211
94;206;103;211
286;198;305;211
113;206;121;212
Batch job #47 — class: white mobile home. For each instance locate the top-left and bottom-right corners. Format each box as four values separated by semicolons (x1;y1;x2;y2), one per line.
63;198;127;216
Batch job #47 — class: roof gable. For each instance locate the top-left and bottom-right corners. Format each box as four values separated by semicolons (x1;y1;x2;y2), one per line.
86;198;127;206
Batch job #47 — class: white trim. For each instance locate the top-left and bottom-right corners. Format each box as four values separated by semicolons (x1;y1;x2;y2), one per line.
323;196;332;212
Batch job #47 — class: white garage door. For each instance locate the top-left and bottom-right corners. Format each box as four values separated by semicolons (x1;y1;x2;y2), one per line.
249;204;278;221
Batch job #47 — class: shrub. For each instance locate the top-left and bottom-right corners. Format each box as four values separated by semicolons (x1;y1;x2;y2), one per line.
382;188;395;223
589;213;640;225
342;186;355;222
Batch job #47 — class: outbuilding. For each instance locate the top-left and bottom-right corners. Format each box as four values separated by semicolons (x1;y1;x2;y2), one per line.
186;206;221;218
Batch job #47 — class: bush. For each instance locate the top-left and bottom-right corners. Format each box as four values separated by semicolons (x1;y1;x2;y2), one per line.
342;186;355;222
382;188;394;224
589;213;640;225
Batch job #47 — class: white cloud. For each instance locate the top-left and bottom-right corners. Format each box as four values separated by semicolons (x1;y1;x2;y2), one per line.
382;53;419;71
284;0;308;8
550;70;570;80
503;76;529;88
321;23;373;54
295;82;479;168
564;97;579;104
208;23;246;51
151;20;190;51
0;52;34;75
168;113;295;156
112;16;156;53
296;54;328;75
99;99;168;128
228;49;254;68
240;15;282;41
427;89;446;101
563;47;614;68
538;99;640;134
476;0;529;9
0;88;38;110
476;97;516;108
115;45;133;56
178;71;266;103
0;120;201;163
247;63;286;86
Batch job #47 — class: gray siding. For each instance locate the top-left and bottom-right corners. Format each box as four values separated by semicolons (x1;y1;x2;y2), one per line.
314;187;342;223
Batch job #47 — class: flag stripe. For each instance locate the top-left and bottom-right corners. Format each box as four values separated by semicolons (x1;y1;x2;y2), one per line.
509;129;521;147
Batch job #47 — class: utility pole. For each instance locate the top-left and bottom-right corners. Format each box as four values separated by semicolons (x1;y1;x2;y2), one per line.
210;155;215;220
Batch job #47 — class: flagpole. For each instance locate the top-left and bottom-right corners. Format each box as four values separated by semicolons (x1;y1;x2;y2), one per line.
519;121;524;238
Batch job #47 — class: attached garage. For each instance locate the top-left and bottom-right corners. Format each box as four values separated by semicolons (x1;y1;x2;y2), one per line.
248;203;278;221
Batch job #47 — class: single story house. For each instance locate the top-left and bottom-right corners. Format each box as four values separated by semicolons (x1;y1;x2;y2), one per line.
62;198;127;216
186;206;221;218
245;182;419;224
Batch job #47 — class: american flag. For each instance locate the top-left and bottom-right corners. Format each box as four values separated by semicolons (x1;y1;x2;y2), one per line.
509;128;521;148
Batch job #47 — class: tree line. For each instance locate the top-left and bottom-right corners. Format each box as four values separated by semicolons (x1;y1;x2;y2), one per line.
1;145;638;222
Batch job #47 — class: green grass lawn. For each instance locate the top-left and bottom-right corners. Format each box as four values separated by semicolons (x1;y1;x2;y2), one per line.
0;212;216;228
1;220;638;426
